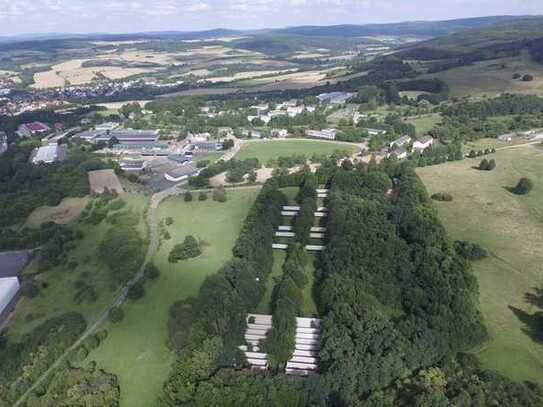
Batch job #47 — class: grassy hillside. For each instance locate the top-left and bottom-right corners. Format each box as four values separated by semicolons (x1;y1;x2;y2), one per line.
417;144;543;385
86;189;259;407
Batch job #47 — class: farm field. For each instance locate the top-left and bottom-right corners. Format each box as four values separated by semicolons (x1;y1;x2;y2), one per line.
423;52;543;97
237;139;359;163
86;189;259;407
7;192;148;341
25;197;89;227
417;145;543;385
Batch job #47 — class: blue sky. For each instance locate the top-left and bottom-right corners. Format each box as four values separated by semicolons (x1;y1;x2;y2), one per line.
0;0;542;35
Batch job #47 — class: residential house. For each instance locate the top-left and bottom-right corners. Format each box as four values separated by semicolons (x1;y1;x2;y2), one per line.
389;146;408;160
287;106;304;117
16;121;50;137
412;135;434;152
271;128;288;138
389;135;412;148
364;128;387;136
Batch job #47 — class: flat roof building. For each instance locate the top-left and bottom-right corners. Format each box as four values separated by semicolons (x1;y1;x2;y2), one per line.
306;128;337;140
78;128;159;144
31;144;66;165
164;163;199;182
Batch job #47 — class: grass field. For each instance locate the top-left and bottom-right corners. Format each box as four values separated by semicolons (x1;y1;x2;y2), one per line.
8;193;148;341
86;189;259;407
424;51;543;98
405;113;442;136
237;140;359;164
417;145;543;385
25;197;89;228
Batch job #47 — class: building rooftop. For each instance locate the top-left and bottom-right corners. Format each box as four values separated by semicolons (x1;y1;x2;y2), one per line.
32;144;66;164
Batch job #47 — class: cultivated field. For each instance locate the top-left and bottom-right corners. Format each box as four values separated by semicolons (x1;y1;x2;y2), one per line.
417;145;543;385
424;52;543;98
32;59;155;89
25;197;89;228
87;189;259;407
236;139;359;163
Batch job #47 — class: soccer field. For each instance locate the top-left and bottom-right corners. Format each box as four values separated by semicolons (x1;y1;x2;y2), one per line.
236;139;359;164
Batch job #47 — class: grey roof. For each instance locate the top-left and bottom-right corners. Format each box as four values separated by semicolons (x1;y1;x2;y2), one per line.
165;164;199;179
0;251;31;278
78;129;159;143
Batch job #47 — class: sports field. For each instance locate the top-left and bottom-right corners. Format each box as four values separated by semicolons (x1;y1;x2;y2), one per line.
86;189;259;407
236;140;359;164
417;144;543;385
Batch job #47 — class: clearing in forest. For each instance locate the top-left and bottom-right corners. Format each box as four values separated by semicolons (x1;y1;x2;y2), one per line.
25;197;89;228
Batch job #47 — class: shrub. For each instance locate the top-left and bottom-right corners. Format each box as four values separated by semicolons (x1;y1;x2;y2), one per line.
196;160;210;168
144;262;160;279
487;159;496;170
522;74;534;82
165;217;174;226
109;306;125;323
127;281;145;301
168;235;202;262
431;192;453;202
512;177;534;195
478;158;489;170
20;281;40;298
512;72;521;79
454;240;488;260
198;192;208;201
212;187;227;203
479;158;496;171
184;191;193;202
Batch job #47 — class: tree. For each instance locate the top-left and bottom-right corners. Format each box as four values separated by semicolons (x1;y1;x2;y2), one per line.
198;191;208;201
127;281;145;300
222;139;234;150
513;177;534;195
168;235;202;262
247;170;257;184
184;191;193;202
512;73;522;79
478;158;489;170
20;281;40;298
213;187;227;203
109;306;125;323
487;159;496;171
522;74;534;82
145;262;160;279
165;217;174;226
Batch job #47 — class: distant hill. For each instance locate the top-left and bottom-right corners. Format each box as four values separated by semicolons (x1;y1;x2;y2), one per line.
276;16;535;38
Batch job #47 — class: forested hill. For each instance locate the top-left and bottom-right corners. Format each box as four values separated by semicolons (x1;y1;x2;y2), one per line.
276;16;533;38
397;16;543;58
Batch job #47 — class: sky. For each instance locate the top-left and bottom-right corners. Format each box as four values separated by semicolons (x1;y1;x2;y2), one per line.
0;0;542;36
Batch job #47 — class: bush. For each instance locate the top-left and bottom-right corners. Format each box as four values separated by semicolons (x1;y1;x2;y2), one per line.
212;187;227;203
478;158;489;170
127;281;145;301
109;306;125;323
184;191;193;202
431;192;453;202
198;192;208;201
144;262;160;279
479;158;496;171
512;72;521;79
522;74;534;82
512;177;534;195
454;240;488;260
168;235;202;263
20;281;40;298
165;217;174;226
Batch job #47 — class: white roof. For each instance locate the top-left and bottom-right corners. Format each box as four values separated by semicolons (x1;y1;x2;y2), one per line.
33;144;59;164
0;277;19;315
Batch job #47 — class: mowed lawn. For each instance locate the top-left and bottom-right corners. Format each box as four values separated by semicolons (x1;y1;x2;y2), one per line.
417;145;543;385
87;189;259;407
7;193;148;341
237;140;359;163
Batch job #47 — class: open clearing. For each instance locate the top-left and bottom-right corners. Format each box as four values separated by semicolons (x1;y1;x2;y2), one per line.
237;139;359;163
423;52;543;97
417;145;543;385
405;113;442;136
25;197;89;228
88;169;124;194
87;189;259;407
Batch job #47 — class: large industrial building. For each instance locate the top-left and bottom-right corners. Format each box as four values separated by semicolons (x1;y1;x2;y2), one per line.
78;128;160;145
31;144;67;165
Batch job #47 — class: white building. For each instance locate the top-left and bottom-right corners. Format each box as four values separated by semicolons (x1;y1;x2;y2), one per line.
271;129;288;138
390;135;412;148
0;277;20;324
31;144;66;165
412;135;434;152
287;106;304;117
306;128;337;140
